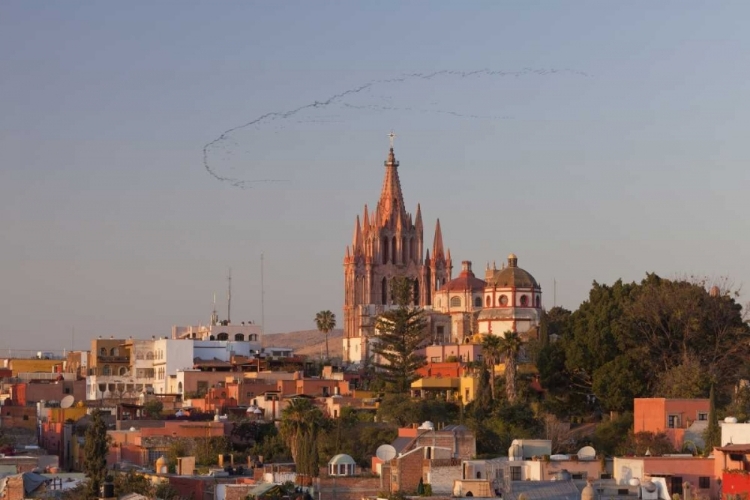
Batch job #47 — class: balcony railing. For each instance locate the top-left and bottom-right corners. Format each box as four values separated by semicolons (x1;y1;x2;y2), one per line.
97;355;130;363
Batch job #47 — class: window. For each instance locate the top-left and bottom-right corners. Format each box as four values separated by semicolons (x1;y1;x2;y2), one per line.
697;412;708;421
111;347;119;356
177;382;183;392
216;332;229;341
146;351;154;360
486;296;491;307
510;466;522;481
103;365;111;376
668;415;680;428
450;296;461;307
474;297;482;307
699;477;710;489
119;367;127;376
100;348;107;356
520;295;529;306
671;477;683;495
535;295;541;308
234;333;245;341
499;295;509;306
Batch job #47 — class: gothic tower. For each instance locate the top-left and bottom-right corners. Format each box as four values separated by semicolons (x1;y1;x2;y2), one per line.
343;137;452;363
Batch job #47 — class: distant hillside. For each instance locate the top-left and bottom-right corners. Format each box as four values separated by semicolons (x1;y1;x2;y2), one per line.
263;329;343;359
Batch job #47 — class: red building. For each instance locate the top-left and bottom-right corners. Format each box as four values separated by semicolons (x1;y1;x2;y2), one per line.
634;398;710;451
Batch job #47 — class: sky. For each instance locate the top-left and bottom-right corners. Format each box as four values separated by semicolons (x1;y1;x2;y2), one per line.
1;2;749;351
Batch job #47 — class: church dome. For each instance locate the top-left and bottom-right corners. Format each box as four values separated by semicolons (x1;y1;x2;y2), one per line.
443;261;486;292
487;254;538;289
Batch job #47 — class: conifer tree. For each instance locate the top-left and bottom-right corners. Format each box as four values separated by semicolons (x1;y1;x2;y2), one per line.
83;409;110;498
703;384;720;455
372;277;429;393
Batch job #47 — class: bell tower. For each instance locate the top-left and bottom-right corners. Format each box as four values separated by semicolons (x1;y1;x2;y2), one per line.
343;134;452;363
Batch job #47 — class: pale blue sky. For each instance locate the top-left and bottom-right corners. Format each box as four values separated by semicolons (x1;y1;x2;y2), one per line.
2;2;749;350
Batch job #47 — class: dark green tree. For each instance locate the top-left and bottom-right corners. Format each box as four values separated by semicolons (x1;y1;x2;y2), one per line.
498;331;523;404
83;409;110;498
703;384;720;455
376;393;420;427
592;354;648;412
372;277;429;393
113;470;153;497
481;334;502;401
652;354;711;399
280;398;324;478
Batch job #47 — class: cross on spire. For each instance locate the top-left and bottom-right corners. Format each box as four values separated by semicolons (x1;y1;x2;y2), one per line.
388;131;396;149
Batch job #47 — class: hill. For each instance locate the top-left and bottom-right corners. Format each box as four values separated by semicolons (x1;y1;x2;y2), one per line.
263;329;343;359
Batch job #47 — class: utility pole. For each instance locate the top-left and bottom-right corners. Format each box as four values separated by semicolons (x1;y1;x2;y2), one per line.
261;253;265;334
227;268;232;324
553;278;557;308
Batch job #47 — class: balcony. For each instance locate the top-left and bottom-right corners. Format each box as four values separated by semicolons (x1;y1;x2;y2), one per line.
97;355;130;363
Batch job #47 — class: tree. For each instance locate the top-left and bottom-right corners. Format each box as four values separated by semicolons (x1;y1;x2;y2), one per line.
371;277;429;393
481;335;502;401
280;398;324;478
703;384;720;455
652;354;711;399
592;354;648;412
314;310;336;362
498;331;523;404
113;470;153;498
83;409;110;499
143;399;164;418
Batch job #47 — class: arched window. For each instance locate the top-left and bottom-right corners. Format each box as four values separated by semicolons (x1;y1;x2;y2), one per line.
119;366;127;376
100;348;107;356
111;347;119;356
146;351;153;360
520;295;529;307
474;296;482;308
486;296;492;307
425;267;432;305
177;382;183;392
381;277;388;305
136;352;144;360
382;237;389;264
234;333;245;341
217;332;229;341
103;365;111;376
450;296;461;307
499;295;509;306
535;295;541;308
402;236;408;264
391;237;397;264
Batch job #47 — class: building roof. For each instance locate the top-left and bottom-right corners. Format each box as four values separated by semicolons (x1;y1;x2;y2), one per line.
329;454;356;466
486;255;538;289
505;479;581;500
442;262;486;292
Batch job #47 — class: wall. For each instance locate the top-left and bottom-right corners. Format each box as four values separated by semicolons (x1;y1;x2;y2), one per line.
634;398;710;450
392;448;423;493
8;359;62;376
426;464;462;494
0;405;37;430
721;423;750;447
722;470;750;498
317;474;382;500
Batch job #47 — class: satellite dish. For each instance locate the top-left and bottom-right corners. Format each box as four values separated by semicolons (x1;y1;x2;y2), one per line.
60;395;75;409
376;444;397;462
577;446;596;460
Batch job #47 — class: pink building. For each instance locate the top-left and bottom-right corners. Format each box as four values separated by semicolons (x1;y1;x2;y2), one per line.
634;398;710;451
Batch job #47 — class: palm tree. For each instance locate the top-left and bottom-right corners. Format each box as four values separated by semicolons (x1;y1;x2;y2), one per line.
280;398;323;479
314;310;336;362
498;331;523;404
481;334;503;401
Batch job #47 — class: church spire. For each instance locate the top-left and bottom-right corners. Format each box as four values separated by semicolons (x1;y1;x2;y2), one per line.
376;132;406;227
352;215;363;254
433;218;445;261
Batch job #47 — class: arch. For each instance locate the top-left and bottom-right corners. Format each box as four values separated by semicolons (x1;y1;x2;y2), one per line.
136;352;144;360
450;296;461;308
520;295;529;307
535;295;541;308
413;279;420;305
177;382;183;392
486;296;492;307
382;236;389;264
391;236;397;264
425;267;432;305
499;295;509;306
110;347;119;356
216;332;229;341
118;366;127;376
146;351;154;360
402;236;408;264
103;365;111;376
209;335;215;340
234;333;245;341
381;277;388;305
474;296;482;308
100;347;107;356
476;471;482;479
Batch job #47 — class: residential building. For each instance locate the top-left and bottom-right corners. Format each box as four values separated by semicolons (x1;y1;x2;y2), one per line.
633;398;710;451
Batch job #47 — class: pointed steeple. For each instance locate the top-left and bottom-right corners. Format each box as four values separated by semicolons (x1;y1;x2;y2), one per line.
425;248;431;264
352;215;363;253
363;204;370;235
433;219;445;261
415;203;423;231
376;138;407;227
446;248;452;262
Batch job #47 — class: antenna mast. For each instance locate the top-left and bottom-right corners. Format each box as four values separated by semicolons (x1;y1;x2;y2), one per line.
553;278;557;308
227;268;232;324
261;253;265;334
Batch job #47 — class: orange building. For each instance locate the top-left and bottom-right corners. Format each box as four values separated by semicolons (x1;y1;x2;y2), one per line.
634;398;710;451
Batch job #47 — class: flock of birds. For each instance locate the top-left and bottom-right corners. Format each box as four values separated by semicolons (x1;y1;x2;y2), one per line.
202;68;590;189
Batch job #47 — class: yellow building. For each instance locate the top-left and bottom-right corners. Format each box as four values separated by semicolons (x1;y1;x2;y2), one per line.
8;358;63;376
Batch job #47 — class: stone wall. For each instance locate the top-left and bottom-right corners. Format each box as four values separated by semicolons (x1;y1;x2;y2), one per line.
427;464;462;495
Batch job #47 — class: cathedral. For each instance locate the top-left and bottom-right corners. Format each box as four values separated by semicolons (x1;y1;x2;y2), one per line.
343;136;544;364
343;138;451;363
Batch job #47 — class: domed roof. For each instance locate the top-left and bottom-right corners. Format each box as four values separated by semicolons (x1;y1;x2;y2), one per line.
581;482;595;500
443;261;486;292
487;254;538;288
328;454;357;466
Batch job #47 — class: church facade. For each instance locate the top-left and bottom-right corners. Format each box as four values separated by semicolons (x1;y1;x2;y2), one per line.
342;142;451;363
343;138;544;364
